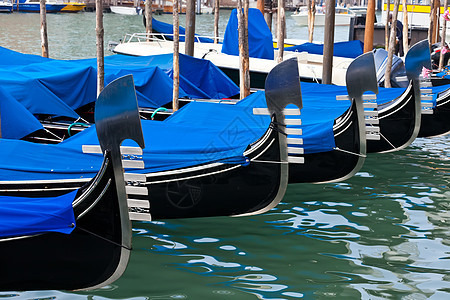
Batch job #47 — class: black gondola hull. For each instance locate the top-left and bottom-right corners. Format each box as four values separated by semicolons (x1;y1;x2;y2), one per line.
418;88;450;137
0;154;129;291
367;83;417;153
289;97;362;183
0;127;283;220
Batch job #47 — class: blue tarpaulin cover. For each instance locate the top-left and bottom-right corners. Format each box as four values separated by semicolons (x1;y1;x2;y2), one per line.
285;40;364;59
0;85;43;139
0;92;269;181
0;190;76;238
222;8;274;60
152;18;215;43
0;47;239;115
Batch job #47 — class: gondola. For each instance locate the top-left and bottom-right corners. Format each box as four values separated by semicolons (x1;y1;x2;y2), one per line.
113;13;434;155
288;52;377;183
136;53;376;184
418;83;450;137
0;59;300;220
0;75;145;291
366;40;431;153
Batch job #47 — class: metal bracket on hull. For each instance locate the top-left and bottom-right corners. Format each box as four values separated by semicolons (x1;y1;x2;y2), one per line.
82;135;150;222
337;93;380;140
253;58;304;165
402;39;432;148
419;88;434;115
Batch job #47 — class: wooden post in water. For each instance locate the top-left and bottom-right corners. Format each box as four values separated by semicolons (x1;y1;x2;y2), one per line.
439;0;448;71
185;0;195;56
385;0;390;50
40;0;49;58
322;0;335;85
307;0;316;43
214;0;220;43
173;0;180;111
433;0;440;44
145;0;153;35
385;0;400;88
402;0;408;55
257;0;264;14
96;0;104;96
264;0;272;32
364;0;375;53
276;0;285;63
428;0;436;45
238;0;250;99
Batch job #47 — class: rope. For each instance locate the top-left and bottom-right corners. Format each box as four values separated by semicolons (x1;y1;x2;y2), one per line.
333;147;366;158
251;159;289;164
77;226;131;250
269;122;287;136
378;131;397;150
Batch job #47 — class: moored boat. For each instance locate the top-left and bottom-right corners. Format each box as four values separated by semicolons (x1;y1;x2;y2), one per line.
418;83;450;138
110;5;143;15
0;59;300;220
0;75;144;291
291;5;361;26
13;0;85;13
0;0;12;13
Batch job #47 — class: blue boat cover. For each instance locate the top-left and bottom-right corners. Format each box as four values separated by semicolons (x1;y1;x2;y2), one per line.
0;78;439;183
0;92;269;181
0;46;51;67
0;47;239;115
0;85;43;139
152;18;215;43
0;190;76;238
285;40;364;59
222;8;274;60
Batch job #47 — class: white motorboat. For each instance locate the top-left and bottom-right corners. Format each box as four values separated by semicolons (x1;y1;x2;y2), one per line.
110;5;143;15
111;32;351;86
0;0;13;13
291;5;360;26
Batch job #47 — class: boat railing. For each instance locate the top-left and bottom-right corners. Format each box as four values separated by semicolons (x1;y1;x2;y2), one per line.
122;33;223;45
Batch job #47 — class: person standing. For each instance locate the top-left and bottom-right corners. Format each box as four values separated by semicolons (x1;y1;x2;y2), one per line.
389;13;404;57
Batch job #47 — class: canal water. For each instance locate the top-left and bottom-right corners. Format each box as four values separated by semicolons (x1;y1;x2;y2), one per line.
1;10;449;300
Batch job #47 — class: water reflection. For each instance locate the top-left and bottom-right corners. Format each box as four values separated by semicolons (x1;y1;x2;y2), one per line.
0;11;449;296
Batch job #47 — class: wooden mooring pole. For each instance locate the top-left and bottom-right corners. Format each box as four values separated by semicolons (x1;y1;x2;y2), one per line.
307;0;316;43
257;0;263;13
185;0;195;56
96;0;104;96
214;0;220;43
173;0;180;111
264;0;272;32
385;0;390;50
439;0;448;71
364;0;375;53
428;0;436;45
145;0;153;34
433;0;440;44
238;0;250;99
385;0;400;88
402;0;409;55
322;0;335;85
276;0;285;63
40;0;49;58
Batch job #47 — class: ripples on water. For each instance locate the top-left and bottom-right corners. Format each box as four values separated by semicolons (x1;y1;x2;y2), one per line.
0;11;449;300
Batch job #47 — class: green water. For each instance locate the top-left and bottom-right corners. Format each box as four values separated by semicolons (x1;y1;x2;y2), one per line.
0;10;449;300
